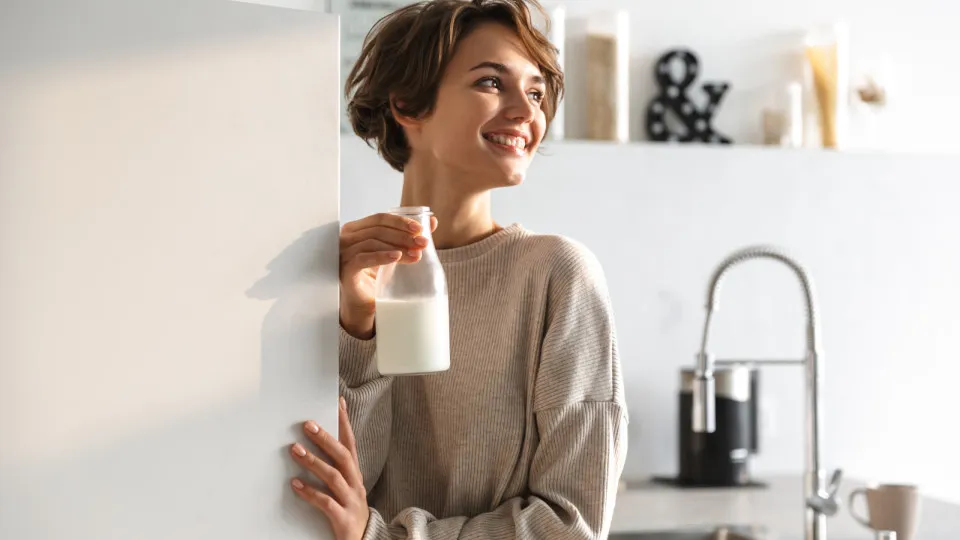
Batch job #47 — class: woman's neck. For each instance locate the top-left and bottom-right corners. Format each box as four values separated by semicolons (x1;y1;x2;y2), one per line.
399;160;501;250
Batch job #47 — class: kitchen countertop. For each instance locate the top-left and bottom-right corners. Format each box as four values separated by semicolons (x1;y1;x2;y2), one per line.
610;475;960;539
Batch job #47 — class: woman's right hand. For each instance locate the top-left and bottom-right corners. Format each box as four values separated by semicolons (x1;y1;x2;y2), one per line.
338;212;438;339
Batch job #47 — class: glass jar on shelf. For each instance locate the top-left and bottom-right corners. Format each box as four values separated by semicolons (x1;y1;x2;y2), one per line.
585;9;630;143
803;21;850;149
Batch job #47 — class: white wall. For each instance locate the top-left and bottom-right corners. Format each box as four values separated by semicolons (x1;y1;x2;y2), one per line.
340;136;960;505
0;1;341;538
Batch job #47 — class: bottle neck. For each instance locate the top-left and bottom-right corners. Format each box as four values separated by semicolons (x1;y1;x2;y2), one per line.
418;215;438;260
413;214;433;240
387;207;438;264
388;207;434;242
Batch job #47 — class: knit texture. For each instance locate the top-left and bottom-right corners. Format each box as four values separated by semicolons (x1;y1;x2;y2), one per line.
339;223;628;540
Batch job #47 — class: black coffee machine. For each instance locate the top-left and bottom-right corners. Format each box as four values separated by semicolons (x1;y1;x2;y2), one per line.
673;364;761;487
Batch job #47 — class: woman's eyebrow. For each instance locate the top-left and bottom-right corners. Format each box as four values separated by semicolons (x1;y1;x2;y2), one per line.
469;61;545;85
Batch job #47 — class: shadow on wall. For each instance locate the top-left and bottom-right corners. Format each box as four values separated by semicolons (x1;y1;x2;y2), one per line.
248;221;342;538
247;222;341;403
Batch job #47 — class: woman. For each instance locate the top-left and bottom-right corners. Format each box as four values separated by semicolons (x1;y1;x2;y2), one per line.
288;1;628;538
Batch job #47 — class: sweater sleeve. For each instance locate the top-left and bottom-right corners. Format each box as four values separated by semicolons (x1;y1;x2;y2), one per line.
361;238;629;540
338;325;393;494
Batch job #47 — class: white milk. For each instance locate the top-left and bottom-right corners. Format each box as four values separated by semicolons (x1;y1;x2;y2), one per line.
374;296;450;375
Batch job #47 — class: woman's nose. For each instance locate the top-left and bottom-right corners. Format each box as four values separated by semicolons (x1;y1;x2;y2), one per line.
504;89;537;122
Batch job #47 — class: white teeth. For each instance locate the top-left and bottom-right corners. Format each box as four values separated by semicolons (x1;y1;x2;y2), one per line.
486;134;526;150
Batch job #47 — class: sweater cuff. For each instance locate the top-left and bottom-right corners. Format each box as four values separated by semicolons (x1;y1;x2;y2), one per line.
362;507;389;540
339;324;381;387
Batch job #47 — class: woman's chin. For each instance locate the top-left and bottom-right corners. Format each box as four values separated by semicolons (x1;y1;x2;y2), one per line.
482;170;526;189
501;172;525;187
466;159;529;190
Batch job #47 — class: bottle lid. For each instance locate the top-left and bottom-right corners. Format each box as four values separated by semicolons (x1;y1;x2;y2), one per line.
388;206;432;216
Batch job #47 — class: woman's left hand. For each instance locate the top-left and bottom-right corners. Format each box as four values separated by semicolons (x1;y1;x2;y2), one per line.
290;397;370;540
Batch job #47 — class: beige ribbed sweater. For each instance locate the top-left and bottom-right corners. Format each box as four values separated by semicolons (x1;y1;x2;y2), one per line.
339;223;628;540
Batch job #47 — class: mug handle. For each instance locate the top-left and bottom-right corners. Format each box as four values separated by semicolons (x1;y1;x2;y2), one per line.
848;487;872;528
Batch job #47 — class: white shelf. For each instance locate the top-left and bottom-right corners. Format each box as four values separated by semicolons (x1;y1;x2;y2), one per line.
536;138;960;159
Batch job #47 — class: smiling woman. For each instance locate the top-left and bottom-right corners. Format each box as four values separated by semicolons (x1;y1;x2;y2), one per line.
285;1;629;539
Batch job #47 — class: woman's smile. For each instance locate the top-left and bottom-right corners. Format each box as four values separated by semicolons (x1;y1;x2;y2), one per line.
482;130;530;157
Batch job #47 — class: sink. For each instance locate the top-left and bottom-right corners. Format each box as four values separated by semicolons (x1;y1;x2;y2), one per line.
608;525;768;540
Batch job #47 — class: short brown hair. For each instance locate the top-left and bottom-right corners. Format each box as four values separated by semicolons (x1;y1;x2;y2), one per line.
345;0;564;172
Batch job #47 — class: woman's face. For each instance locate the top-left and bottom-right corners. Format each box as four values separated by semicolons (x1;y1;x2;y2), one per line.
402;22;549;190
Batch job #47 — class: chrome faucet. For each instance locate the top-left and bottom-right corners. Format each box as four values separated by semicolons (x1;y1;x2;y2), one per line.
691;245;843;540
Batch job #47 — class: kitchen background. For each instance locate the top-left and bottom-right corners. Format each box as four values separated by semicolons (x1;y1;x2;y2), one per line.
316;0;959;502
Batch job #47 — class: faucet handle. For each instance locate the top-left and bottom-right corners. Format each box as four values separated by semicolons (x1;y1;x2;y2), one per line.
826;468;844;497
807;468;844;516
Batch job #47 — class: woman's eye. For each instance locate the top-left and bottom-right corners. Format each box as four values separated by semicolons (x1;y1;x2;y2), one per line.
476;77;501;89
476;77;544;104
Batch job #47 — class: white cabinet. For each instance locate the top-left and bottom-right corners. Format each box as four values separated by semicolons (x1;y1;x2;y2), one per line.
0;1;341;538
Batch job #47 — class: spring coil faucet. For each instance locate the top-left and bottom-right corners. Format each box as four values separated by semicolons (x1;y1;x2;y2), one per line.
692;245;843;540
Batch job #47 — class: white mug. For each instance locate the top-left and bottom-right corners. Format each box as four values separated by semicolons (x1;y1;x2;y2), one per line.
849;483;921;540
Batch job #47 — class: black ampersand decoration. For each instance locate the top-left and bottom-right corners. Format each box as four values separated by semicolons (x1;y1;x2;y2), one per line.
645;49;732;144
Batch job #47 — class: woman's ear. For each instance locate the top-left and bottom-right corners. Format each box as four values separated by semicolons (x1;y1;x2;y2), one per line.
389;96;420;130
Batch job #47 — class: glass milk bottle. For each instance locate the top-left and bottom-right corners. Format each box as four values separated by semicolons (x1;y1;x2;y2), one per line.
374;206;450;375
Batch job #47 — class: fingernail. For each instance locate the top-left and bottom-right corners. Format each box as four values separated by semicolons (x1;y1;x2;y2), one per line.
339;397;346;411
407;221;421;232
414;236;428;247
292;479;304;489
292;443;306;457
304;421;319;434
407;250;419;258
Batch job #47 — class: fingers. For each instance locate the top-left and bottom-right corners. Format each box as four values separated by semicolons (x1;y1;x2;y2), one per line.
291;478;345;521
341;226;428;252
341;212;422;235
430;216;438;232
301;420;361;489
340;216;432;278
341;238;416;264
290;440;352;501
341;241;424;276
338;398;360;467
